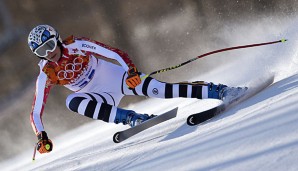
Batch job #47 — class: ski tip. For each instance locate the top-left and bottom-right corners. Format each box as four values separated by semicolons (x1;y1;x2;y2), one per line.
113;132;121;143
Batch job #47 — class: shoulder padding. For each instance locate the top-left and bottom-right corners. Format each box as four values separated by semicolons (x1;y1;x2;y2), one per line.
63;35;75;45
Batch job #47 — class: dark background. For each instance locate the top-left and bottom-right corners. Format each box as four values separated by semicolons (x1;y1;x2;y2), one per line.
0;0;296;161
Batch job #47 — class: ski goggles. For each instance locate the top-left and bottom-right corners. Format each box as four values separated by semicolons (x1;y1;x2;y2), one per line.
33;37;57;58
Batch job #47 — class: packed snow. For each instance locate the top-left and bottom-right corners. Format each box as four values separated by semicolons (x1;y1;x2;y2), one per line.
2;72;298;171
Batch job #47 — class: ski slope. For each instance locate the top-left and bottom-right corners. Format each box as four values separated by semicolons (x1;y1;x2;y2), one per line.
1;73;298;171
1;20;298;171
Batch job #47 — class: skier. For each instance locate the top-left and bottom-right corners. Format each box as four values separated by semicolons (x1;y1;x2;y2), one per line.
28;25;246;154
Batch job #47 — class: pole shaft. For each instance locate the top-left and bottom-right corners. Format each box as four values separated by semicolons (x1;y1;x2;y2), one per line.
144;39;286;78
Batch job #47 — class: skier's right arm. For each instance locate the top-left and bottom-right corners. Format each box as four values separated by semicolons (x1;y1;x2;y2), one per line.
30;70;53;153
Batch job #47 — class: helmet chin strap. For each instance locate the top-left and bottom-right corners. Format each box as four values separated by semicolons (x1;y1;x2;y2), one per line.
36;54;47;60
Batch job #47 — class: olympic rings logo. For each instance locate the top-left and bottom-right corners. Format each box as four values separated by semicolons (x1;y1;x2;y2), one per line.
57;57;84;80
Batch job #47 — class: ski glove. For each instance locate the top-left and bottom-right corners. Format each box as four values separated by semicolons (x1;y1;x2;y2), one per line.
37;131;53;154
126;67;141;89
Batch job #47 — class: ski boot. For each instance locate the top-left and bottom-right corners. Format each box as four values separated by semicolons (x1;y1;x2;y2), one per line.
207;82;248;104
127;113;156;127
220;86;248;104
207;83;227;99
114;108;156;127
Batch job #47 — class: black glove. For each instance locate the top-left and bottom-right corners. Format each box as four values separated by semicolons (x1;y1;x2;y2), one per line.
37;131;53;154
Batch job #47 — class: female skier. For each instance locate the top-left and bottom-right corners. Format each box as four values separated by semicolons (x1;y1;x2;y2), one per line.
28;25;246;154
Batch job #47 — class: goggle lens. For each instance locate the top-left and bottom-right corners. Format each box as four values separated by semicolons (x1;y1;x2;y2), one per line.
34;38;57;58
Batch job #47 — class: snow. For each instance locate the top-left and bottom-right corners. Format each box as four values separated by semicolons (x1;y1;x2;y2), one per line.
2;18;298;171
2;67;298;171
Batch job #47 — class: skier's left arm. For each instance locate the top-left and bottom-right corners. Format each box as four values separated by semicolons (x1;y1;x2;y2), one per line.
76;37;141;89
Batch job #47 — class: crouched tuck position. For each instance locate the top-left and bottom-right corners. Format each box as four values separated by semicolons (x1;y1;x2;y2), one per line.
28;25;245;154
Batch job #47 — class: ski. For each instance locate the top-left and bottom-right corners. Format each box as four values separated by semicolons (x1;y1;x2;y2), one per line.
113;107;178;143
187;102;225;126
187;77;274;126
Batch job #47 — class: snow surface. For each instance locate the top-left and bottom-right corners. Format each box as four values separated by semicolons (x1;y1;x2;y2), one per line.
2;74;298;171
2;20;298;171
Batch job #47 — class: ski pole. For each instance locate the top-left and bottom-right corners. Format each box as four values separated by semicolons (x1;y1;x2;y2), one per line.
141;39;287;80
32;143;37;161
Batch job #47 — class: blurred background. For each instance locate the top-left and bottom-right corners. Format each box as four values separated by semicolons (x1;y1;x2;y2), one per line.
0;0;297;161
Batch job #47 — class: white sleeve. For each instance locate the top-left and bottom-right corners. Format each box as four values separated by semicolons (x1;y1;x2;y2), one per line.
67;39;131;71
30;70;51;134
